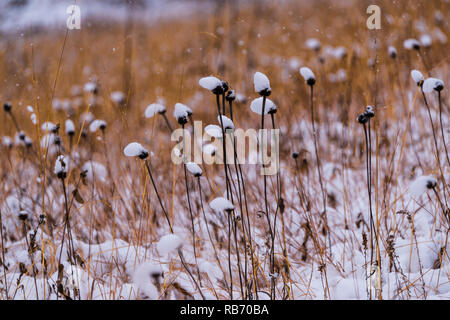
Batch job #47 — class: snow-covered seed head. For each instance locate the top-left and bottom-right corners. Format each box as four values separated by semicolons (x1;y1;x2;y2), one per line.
226;89;236;102
144;103;166;118
157;234;183;255
409;175;437;198
110;91;125;104
419;34;432;48
24;136;32;148
254;72;271;96
2;136;13;148
41;121;59;134
89;119;107;132
124;142;149;159
250;97;277;116
203;144;216;157
300;67;316;86
357;112;369;124
388;46;397;59
65;119;75;136
18;131;26;141
174;103;190;125
3;102;12;112
218;115;234;130
422;78;444;93
365;105;375;118
411;70;424;86
403;38;420;50
209;197;234;213
84;81;98;94
199;76;225;95
54;155;67;179
134;261;164;284
305;38;321;52
205;124;223;138
186;162;202;177
18;210;28;221
221;81;229;93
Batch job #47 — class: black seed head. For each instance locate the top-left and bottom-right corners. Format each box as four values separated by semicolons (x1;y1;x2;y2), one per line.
365;106;375;118
434;83;444;92
177;116;188;125
426;179;437;189
52;123;60;134
212;85;224;95
18;211;28;221
306;78;316;86
292;151;299;159
357;113;369;124
258;88;272;97
138;150;149;159
226;90;236;102
4;102;12;112
221;81;229;93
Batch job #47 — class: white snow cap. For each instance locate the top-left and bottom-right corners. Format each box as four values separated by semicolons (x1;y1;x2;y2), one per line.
41;121;57;132
2;136;13;148
84;82;97;93
40;134;55;149
89;119;107;132
333;46;347;59
186;162;202;177
203;144;217;156
388;46;397;58
409;175;437;198
218;115;234;130
254;72;271;94
145;103;166;118
65;119;75;135
30;113;37;125
133;261;163;299
422;78;444;93
80;111;94;124
209;197;234;212
419;34;432;47
173;103;190;123
26;105;34;113
123;142;148;158
110;91;125;104
250;97;277;115
305;38;321;51
199;76;223;91
404;38;420;50
205;124;223;138
411;70;424;85
54;155;67;176
157;234;183;255
300;67;316;84
82;161;108;182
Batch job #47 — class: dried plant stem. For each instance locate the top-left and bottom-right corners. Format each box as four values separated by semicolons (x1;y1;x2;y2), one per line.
181;124;202;285
309;85;331;256
421;89;448;203
0;211;8;300
144;160;173;233
437;91;450;167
